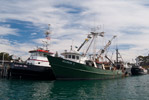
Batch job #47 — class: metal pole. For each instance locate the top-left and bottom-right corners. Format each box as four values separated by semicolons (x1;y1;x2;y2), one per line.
2;53;5;67
2;53;6;77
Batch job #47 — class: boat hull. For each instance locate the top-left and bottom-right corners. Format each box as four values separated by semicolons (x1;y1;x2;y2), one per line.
8;62;55;80
47;56;123;80
131;67;147;75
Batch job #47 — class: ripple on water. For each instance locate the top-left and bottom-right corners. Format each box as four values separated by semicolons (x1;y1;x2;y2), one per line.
0;75;149;100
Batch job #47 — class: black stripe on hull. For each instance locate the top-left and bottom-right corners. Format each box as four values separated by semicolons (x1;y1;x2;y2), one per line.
9;63;55;80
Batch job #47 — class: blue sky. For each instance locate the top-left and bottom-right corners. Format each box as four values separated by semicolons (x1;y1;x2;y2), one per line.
0;0;149;62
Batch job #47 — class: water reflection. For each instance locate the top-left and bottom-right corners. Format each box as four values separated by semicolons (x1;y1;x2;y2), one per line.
31;81;54;100
0;75;149;100
0;79;54;100
49;80;118;100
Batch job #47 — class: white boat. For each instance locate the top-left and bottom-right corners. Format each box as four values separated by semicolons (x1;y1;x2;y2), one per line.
8;25;55;80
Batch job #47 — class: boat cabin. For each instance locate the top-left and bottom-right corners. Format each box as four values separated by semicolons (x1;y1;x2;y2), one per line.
26;48;54;67
61;51;81;63
61;50;89;64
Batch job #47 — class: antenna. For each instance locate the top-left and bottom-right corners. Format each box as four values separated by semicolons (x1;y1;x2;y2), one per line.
43;24;52;50
45;24;51;38
70;40;74;51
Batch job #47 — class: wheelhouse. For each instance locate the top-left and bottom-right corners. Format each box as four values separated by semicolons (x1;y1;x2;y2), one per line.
61;51;81;62
26;48;54;67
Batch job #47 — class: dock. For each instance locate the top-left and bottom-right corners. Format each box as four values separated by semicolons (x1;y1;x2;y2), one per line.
0;60;10;78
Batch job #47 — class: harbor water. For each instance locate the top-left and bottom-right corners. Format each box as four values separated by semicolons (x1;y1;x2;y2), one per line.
0;75;149;100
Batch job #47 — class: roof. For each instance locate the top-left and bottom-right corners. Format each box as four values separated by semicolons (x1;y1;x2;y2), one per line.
29;49;54;54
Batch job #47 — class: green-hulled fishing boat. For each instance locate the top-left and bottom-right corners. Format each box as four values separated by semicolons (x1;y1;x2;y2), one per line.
47;30;123;80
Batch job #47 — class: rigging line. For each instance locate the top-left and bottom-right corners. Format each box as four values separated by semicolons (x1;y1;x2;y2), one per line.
84;36;94;56
93;35;98;60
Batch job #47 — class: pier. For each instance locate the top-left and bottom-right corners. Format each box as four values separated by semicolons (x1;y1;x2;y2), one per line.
0;60;10;78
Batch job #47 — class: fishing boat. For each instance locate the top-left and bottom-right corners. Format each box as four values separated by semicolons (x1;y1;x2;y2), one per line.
131;57;147;75
8;25;55;80
47;29;123;80
131;65;147;75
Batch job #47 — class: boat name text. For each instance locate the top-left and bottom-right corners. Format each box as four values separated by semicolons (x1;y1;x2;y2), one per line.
62;60;75;65
14;64;28;68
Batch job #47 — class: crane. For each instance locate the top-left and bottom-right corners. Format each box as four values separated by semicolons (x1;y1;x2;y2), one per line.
105;55;116;67
96;35;116;60
77;34;92;51
77;31;104;52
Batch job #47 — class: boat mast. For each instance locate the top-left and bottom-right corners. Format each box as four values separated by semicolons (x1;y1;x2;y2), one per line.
44;24;51;50
84;35;94;56
116;47;118;67
84;31;104;59
116;47;124;69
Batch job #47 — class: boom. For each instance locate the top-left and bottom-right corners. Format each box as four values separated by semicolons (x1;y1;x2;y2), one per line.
105;55;116;67
97;35;116;59
77;34;92;51
77;32;104;52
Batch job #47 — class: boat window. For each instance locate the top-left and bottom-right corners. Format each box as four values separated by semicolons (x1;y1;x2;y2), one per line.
65;55;68;58
42;53;44;57
43;54;47;57
38;62;40;64
36;52;45;57
31;53;34;56
72;55;75;59
31;53;36;56
39;53;43;56
76;56;79;60
68;55;71;58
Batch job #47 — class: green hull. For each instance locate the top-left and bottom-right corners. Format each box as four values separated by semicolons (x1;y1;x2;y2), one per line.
47;56;123;80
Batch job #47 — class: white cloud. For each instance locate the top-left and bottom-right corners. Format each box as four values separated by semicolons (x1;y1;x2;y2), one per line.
0;38;36;60
0;25;18;36
31;32;37;35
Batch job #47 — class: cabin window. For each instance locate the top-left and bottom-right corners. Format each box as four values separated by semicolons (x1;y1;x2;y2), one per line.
38;62;40;64
42;53;44;57
68;55;71;58
72;55;75;59
31;53;36;56
35;53;37;56
43;54;47;57
39;53;43;57
31;53;33;56
31;52;37;56
65;55;68;58
76;56;79;60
